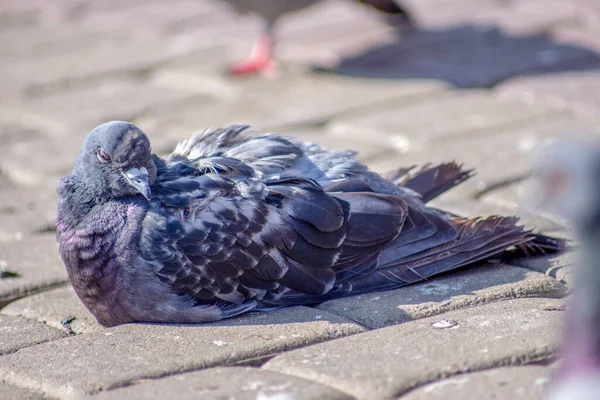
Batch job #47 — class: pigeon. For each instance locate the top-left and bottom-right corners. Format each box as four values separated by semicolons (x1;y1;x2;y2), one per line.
222;0;413;75
529;139;600;400
57;121;561;327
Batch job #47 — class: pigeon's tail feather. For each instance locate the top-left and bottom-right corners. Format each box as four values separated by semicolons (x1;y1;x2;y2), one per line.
501;233;569;260
347;215;546;295
388;162;475;203
263;215;564;307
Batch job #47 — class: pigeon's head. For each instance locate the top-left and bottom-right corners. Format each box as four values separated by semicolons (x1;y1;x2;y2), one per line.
76;121;157;201
529;137;600;231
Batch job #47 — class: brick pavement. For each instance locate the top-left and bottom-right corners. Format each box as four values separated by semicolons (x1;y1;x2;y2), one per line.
0;0;597;398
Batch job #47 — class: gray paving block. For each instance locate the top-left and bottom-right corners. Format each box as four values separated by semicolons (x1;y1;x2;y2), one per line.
400;365;552;400
399;0;499;29
0;307;364;398
0;37;197;96
12;79;201;137
94;366;353;400
510;251;575;286
263;298;565;399
2;285;101;335
363;116;597;204
0;382;50;400
0;23;123;65
141;73;447;138
0;134;81;186
326;91;554;153
498;71;600;120
0;178;58;241
317;263;566;329
472;0;582;34
0;235;69;307
0;315;68;356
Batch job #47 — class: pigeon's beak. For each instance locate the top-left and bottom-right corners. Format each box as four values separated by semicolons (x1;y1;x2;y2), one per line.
124;167;151;200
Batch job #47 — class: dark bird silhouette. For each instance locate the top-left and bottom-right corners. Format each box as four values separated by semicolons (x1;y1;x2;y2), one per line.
530;139;600;400
222;0;413;75
57;121;560;327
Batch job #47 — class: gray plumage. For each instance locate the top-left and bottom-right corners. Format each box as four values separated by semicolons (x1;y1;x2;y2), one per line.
57;121;560;327
531;139;600;400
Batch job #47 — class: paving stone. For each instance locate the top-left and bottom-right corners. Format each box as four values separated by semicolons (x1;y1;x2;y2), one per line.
2;285;101;335
317;263;566;329
327;91;555;154
498;71;600;121
0;24;124;63
141;71;447;139
0;235;69;307
0;382;51;400
510;251;575;286
472;1;582;35
94;366;353;400
0;315;67;356
273;0;398;64
359;116;596;203
11;79;200;136
263;297;565;399
0;178;59;240
0;37;199;96
551;24;600;54
0;307;364;398
76;0;220;33
401;365;551;400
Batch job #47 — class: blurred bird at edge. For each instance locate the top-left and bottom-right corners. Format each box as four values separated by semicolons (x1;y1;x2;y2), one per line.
529;138;600;400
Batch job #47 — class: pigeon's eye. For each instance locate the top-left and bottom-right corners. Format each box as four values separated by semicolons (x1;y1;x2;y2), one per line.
97;147;111;163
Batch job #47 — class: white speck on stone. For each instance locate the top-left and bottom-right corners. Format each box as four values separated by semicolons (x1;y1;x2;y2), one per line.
370;296;381;301
257;391;295;400
14;232;23;241
104;332;113;336
243;380;265;391
432;320;459;330
315;315;322;320
517;136;537;152
535;377;549;386
391;135;410;153
213;340;227;346
0;260;7;268
479;320;491;327
173;335;181;340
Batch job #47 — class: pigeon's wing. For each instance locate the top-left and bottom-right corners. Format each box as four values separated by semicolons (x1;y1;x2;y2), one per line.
386;162;475;203
140;174;409;310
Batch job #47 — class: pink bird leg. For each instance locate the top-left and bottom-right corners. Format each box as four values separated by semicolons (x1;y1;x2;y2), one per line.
229;35;277;76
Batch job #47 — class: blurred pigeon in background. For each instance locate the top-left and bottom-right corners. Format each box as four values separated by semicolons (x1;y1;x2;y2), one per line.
222;0;413;75
530;139;600;400
57;121;561;327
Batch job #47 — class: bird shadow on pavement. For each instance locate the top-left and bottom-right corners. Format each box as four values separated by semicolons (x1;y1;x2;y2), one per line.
313;23;600;88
